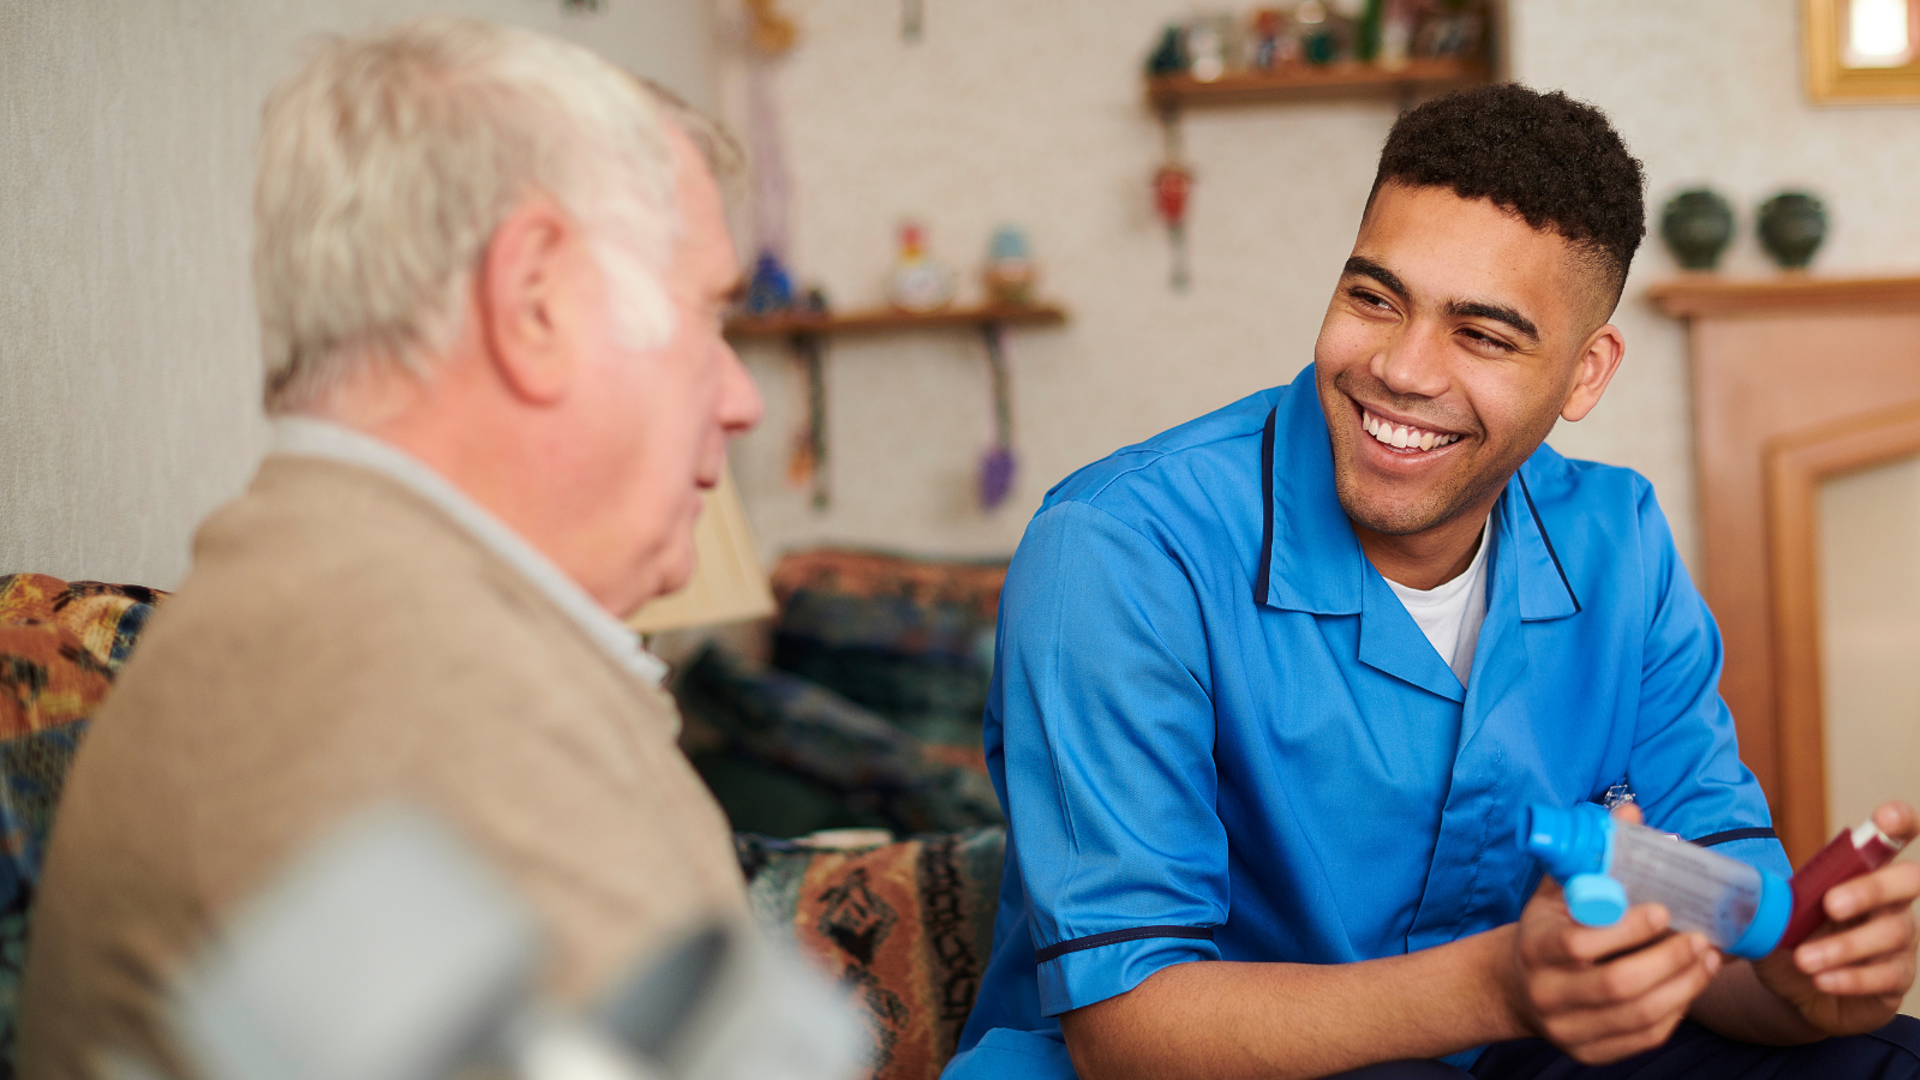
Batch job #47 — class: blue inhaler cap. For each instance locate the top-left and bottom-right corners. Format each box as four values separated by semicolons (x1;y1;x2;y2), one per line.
1564;873;1630;927
1729;869;1792;960
1521;803;1615;882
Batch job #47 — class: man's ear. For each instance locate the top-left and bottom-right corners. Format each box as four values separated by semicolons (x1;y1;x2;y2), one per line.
1560;323;1625;423
477;194;581;405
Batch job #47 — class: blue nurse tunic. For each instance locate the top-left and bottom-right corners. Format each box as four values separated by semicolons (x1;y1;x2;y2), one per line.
944;367;1788;1078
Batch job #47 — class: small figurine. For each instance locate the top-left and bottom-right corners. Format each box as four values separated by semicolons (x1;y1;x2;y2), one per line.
886;221;956;313
982;226;1038;307
1249;8;1298;70
1415;0;1485;59
1146;23;1186;77
1378;0;1418;69
1184;16;1239;82
745;250;794;316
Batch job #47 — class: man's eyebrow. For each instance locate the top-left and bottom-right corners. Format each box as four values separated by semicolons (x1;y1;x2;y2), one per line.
1342;256;1408;300
1446;299;1539;342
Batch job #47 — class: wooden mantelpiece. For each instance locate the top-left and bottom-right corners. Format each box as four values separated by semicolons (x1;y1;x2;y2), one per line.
1648;274;1920;318
1653;273;1920;863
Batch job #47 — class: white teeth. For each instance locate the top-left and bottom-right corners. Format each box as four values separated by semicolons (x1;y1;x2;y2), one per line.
1361;408;1458;452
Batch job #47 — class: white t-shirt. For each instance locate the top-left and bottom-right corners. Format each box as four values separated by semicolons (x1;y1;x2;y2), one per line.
1384;520;1492;687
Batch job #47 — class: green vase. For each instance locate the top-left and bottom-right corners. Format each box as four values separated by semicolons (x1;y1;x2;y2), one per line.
1659;189;1734;271
1757;192;1827;270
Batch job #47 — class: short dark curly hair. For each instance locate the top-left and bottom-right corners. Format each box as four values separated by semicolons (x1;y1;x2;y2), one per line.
1370;83;1646;311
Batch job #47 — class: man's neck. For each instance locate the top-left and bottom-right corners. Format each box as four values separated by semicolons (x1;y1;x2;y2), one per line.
1352;502;1495;591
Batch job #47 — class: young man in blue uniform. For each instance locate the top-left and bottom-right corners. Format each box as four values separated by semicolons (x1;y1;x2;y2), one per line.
945;85;1920;1079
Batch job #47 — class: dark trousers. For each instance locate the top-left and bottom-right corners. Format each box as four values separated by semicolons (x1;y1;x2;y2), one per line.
1326;1015;1920;1079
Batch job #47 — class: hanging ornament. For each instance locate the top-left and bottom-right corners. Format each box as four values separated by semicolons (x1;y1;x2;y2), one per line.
978;323;1017;511
1154;163;1194;292
785;331;830;511
1154;112;1194;292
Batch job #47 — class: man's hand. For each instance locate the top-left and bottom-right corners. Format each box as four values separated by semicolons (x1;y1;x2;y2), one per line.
1752;800;1920;1036
1507;804;1722;1064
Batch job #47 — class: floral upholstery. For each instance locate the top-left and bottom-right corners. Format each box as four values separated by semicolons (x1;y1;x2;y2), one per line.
737;827;1004;1080
0;575;167;1079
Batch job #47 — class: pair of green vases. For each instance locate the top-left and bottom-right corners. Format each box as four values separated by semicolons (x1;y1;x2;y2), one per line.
1661;189;1826;272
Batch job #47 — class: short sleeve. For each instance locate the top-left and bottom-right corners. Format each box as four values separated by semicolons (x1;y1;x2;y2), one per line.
995;499;1228;1016
1626;483;1793;880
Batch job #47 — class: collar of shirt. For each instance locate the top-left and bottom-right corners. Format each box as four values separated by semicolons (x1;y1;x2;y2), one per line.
1254;371;1581;624
271;417;670;688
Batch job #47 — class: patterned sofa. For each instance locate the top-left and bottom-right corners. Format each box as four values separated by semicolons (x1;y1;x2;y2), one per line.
0;565;1009;1080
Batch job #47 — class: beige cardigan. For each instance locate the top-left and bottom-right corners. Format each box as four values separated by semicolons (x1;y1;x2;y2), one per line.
19;456;746;1080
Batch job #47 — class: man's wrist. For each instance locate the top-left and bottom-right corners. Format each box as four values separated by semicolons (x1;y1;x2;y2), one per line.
1478;923;1539;1044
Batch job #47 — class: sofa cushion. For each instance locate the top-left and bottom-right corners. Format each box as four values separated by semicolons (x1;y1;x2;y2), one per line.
736;827;1005;1080
676;646;1003;838
768;550;1005;755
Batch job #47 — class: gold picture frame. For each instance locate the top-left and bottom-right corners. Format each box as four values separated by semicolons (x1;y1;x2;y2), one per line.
1806;0;1920;102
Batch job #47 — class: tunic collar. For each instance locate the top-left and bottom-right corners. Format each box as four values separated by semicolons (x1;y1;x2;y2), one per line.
271;418;670;687
1254;367;1581;624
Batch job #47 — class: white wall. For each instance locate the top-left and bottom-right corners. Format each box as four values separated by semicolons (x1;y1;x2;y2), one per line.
9;1;1920;584
719;0;1920;571
0;0;714;588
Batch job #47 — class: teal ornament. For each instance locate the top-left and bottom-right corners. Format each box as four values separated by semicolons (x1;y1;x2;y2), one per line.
1146;25;1185;77
1659;189;1734;271
1757;192;1827;270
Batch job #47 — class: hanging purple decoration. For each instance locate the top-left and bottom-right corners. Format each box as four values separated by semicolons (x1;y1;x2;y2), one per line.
978;323;1017;510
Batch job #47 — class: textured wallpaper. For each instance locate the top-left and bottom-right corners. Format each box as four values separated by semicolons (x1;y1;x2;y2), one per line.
7;1;1919;585
718;0;1920;570
0;0;715;588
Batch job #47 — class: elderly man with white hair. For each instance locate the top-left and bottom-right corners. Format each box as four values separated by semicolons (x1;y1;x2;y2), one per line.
19;17;762;1079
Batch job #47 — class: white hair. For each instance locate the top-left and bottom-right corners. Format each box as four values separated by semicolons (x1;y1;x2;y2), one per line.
254;16;679;413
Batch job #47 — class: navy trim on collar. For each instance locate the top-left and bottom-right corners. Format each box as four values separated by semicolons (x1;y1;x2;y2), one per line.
1252;370;1582;623
1517;471;1580;615
1254;406;1276;606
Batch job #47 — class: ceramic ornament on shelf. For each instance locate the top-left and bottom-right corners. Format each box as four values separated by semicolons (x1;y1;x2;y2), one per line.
1757;191;1827;270
886;221;957;312
1659;189;1735;271
745;250;795;315
982;226;1038;306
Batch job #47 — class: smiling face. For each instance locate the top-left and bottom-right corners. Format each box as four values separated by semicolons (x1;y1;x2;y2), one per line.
1313;182;1624;562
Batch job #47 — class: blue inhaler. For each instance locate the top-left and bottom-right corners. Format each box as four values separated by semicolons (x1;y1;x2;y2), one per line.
1521;803;1791;960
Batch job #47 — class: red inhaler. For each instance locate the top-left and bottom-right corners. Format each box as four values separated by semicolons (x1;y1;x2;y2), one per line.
1778;818;1908;952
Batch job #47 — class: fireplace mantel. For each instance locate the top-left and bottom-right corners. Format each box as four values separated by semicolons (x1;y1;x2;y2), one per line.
1649;274;1920;318
1654;272;1920;862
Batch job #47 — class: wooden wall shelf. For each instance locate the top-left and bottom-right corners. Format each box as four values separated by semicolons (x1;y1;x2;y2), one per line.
726;302;1067;340
1147;58;1489;110
1648;274;1920;318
